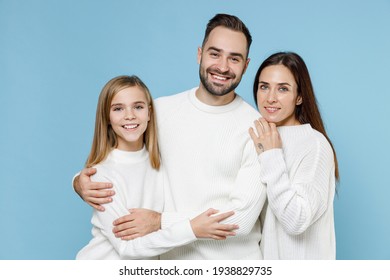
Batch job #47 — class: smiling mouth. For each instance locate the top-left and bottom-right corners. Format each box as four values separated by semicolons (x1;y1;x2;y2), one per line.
123;124;139;130
211;73;229;81
265;107;280;113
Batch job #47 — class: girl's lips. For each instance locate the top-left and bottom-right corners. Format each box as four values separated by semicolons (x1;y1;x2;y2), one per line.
123;124;139;130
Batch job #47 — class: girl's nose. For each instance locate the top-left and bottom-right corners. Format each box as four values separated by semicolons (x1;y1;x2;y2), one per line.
125;108;136;119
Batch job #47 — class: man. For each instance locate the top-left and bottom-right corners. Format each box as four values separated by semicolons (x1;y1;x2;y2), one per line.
74;14;266;259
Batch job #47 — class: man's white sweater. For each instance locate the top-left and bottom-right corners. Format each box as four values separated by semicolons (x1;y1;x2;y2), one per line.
155;87;266;259
259;124;336;259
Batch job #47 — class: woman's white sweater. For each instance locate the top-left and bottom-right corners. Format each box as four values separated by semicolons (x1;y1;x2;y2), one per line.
259;124;336;259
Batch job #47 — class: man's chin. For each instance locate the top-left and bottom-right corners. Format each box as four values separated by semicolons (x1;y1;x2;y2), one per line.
207;85;234;97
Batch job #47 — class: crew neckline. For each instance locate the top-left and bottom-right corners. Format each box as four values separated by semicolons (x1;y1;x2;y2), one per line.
277;123;313;139
188;87;242;114
109;146;148;163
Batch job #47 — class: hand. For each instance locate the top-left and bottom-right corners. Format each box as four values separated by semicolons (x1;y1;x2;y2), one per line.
112;208;161;240
249;118;282;154
74;168;115;211
190;208;239;240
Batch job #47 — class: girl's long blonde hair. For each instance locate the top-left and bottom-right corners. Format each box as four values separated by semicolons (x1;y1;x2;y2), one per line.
86;75;160;169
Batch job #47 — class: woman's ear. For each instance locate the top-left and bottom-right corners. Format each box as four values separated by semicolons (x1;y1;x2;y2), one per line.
296;96;303;105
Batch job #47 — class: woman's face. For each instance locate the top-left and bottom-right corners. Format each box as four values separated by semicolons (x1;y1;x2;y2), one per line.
256;65;302;126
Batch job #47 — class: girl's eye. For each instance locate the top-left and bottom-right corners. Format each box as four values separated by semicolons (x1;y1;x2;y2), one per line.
113;107;123;111
135;105;144;110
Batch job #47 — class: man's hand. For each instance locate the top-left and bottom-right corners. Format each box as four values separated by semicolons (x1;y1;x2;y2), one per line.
112;208;161;240
190;208;239;240
74;167;115;211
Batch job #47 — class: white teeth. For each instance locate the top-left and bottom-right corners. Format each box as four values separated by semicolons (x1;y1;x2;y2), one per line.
213;75;227;81
123;124;138;129
266;107;279;112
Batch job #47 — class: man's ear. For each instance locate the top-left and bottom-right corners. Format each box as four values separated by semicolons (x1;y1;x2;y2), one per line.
243;57;250;74
197;47;202;64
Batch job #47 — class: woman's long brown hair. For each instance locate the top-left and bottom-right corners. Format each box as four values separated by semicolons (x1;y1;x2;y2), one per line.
253;52;339;180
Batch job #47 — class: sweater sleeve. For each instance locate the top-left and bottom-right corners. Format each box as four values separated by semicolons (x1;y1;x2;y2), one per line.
91;171;197;259
162;140;266;236
258;138;335;235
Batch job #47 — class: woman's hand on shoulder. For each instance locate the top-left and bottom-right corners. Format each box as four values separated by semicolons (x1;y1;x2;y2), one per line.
249;118;282;154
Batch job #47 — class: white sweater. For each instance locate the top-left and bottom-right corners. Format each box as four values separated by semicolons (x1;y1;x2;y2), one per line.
76;148;196;259
259;124;336;259
155;87;266;259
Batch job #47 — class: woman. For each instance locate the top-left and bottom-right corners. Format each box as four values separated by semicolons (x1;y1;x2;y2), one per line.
249;52;339;259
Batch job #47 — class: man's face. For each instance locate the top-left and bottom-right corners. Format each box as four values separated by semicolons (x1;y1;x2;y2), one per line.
198;26;249;97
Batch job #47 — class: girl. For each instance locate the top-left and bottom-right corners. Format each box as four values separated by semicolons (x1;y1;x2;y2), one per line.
77;75;237;259
249;52;339;259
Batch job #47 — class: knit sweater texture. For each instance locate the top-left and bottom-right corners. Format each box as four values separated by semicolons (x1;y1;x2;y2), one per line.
259;124;336;259
76;148;196;259
155;87;266;259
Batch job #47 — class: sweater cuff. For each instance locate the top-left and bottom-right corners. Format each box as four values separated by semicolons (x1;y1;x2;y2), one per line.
169;219;197;242
258;149;287;183
161;212;189;229
72;171;80;191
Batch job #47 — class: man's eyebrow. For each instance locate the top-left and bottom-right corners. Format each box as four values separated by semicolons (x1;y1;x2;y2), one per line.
206;46;245;59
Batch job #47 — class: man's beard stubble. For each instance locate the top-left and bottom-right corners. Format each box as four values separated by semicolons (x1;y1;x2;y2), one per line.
199;65;241;97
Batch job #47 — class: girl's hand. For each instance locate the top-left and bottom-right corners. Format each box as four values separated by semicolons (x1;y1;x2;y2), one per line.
190;209;239;240
249;118;282;154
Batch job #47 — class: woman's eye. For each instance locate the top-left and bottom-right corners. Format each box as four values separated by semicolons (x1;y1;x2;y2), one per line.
279;87;288;92
259;84;268;90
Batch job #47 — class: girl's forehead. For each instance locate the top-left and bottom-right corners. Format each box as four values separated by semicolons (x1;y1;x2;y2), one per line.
112;86;148;103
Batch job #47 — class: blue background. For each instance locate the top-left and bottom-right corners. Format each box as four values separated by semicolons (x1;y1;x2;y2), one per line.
1;0;389;259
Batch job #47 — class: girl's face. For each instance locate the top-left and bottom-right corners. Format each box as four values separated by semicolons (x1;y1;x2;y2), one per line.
109;86;150;151
256;65;302;126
